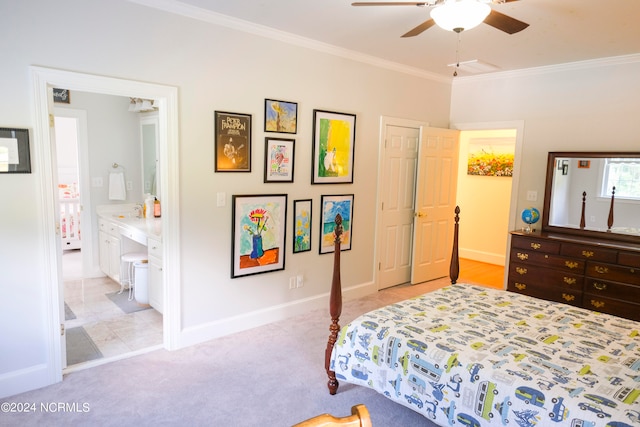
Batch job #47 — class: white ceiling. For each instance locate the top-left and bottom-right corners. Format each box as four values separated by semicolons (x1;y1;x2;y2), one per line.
143;0;640;79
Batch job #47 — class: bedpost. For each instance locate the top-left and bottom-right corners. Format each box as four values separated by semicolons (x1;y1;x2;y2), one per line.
449;206;460;284
580;191;586;229
607;186;615;231
325;213;343;395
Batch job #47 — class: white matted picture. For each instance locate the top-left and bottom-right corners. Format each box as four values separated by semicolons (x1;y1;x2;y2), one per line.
264;137;295;183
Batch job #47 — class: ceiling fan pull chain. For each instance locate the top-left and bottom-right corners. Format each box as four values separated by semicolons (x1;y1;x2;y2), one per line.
454;31;461;76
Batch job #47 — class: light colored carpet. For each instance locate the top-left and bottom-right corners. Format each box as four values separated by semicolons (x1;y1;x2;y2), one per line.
4;277;461;427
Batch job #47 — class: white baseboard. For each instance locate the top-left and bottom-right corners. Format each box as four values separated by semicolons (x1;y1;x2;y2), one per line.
0;363;50;399
179;281;376;349
459;248;505;266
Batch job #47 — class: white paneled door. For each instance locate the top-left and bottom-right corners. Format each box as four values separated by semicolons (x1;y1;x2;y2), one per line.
378;125;420;289
378;123;459;290
411;127;460;284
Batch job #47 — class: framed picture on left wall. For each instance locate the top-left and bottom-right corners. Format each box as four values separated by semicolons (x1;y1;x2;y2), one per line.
231;194;287;278
0;128;31;173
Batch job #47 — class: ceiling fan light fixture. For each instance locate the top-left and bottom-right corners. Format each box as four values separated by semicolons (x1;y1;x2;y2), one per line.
431;0;491;32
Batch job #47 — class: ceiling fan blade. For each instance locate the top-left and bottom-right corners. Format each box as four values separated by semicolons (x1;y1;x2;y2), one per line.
483;9;529;34
401;18;436;37
352;2;428;6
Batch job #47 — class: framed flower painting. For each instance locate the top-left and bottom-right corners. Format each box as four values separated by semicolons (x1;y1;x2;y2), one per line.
293;199;312;253
231;194;287;278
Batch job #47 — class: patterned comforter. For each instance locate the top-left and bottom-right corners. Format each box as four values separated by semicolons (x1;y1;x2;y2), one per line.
329;284;640;427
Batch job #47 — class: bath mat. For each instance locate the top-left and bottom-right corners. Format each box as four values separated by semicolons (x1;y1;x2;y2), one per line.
64;302;76;320
106;291;151;314
66;326;103;365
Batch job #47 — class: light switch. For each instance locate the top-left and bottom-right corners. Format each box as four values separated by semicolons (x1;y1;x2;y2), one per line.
526;190;537;202
92;177;103;187
216;192;226;207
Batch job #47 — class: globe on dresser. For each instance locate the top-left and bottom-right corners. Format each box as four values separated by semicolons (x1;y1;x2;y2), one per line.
521;207;540;233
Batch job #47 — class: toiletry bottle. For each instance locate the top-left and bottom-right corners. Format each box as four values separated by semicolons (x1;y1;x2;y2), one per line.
154;197;161;218
145;196;154;219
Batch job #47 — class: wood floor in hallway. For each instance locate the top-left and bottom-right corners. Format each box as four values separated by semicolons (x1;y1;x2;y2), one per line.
458;258;505;290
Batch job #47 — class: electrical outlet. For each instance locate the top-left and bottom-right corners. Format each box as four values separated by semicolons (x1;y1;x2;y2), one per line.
526;190;537;202
216;192;226;207
296;275;304;288
289;277;296;289
126;180;133;191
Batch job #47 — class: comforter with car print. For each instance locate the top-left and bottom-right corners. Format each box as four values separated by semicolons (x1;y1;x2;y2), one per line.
330;284;640;427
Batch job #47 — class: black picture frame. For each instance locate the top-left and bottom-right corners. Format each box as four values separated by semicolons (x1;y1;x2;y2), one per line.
0;128;31;173
293;199;312;253
53;88;70;104
264;137;295;183
214;111;251;172
264;99;297;134
231;194;287;278
311;109;356;184
319;194;354;254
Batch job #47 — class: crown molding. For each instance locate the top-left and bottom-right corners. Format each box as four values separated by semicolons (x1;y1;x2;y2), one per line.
127;0;451;84
128;1;639;86
452;53;640;84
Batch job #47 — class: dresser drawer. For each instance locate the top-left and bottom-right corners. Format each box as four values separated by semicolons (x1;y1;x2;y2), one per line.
511;248;585;272
583;296;640;322
512;235;560;254
508;280;582;307
584;278;640;304
509;262;584;289
586;262;640;286
560;243;617;263
618;251;640;268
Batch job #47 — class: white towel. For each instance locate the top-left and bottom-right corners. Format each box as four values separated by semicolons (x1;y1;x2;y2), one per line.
109;171;126;201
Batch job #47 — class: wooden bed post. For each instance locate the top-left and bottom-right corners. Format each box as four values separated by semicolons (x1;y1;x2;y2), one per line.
580;191;587;229
449;206;460;284
325;213;343;395
607;186;615;231
326;207;461;394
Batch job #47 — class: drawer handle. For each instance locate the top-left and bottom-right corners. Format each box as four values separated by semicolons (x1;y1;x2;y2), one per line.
593;282;607;291
590;300;605;309
516;267;527;275
565;261;579;269
530;243;541;250
562;293;575;302
515;283;526;290
631;268;636;274
582;250;594;258
563;277;577;285
594;266;609;274
517;253;528;261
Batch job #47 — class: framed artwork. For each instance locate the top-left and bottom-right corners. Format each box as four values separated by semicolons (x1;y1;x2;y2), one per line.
578;160;591;169
264;137;295;183
0;128;31;173
231;194;287;278
264;99;297;134
293;199;312;253
214;111;251;172
319;194;354;254
311;109;356;184
466;138;515;177
53;88;70;104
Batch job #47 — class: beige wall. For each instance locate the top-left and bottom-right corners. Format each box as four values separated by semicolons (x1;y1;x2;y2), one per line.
0;0;451;397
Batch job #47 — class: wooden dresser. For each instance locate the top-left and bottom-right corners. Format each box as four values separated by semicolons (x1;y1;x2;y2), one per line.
507;230;640;321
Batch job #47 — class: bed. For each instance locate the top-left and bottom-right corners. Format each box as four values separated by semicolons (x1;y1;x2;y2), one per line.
325;208;640;427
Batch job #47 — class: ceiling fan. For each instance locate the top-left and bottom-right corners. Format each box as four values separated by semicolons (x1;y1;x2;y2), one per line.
352;0;529;37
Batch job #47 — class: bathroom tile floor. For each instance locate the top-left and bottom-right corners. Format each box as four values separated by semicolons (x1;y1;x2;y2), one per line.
63;250;163;366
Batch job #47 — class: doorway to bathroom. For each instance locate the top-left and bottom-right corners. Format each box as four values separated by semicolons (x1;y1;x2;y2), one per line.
31;66;180;383
54;107;164;369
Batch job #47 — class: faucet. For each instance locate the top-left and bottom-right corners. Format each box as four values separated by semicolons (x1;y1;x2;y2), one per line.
133;204;143;218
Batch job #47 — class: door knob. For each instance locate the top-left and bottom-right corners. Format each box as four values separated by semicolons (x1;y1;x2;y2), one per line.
414;212;427;218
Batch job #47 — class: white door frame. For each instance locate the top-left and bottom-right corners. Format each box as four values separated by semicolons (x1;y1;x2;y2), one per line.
374;116;429;289
30;66;181;385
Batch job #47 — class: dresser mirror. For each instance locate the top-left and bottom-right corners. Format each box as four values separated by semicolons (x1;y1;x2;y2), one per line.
542;151;640;243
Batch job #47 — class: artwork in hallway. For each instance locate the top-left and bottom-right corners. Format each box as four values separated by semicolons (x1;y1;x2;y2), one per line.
467;137;515;177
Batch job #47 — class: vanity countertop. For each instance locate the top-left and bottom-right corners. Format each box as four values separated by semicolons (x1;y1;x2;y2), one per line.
97;204;162;242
